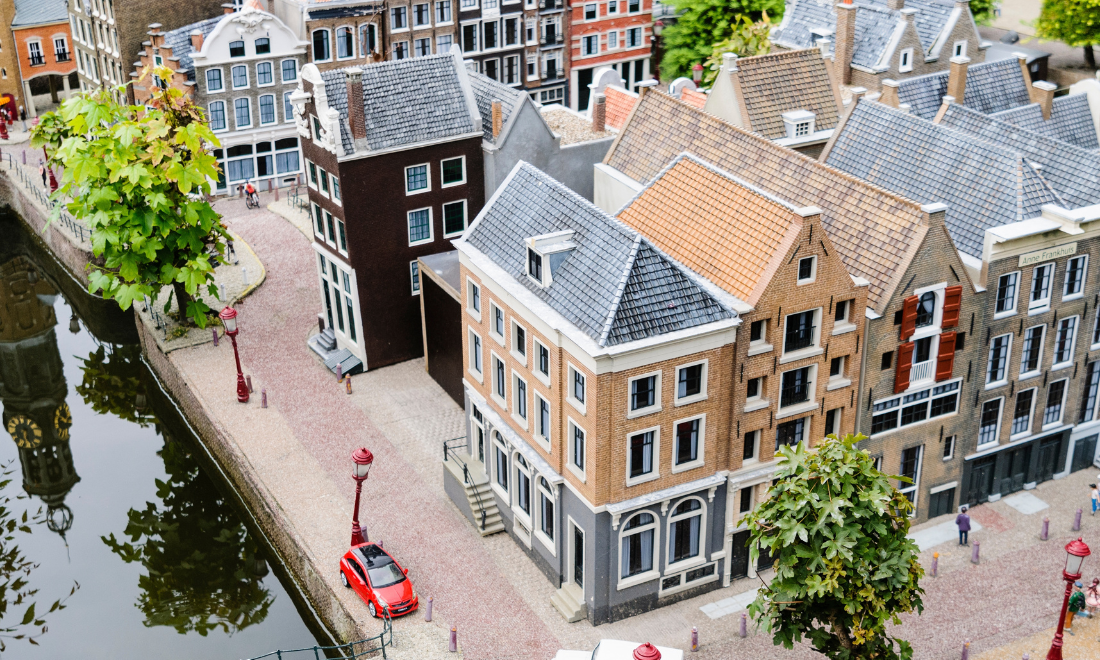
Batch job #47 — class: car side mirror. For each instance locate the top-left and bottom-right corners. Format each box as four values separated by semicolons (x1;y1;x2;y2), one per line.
403;567;409;575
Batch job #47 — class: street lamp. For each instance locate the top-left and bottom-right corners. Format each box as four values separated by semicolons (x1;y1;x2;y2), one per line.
1047;537;1091;660
351;447;374;546
219;306;250;403
692;63;704;87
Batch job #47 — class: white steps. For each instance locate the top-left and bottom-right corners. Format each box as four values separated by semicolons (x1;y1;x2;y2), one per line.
551;583;587;623
444;453;504;536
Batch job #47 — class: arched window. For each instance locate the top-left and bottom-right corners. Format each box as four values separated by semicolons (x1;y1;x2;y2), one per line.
620;512;656;578
514;454;530;515
336;26;354;59
915;291;936;328
668;498;703;565
312;29;331;61
493;432;508;491
538;477;554;540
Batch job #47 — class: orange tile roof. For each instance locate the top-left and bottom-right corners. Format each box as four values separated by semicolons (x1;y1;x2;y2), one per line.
603;90;928;313
680;88;708;110
605;86;638;130
733;48;843;139
618;155;803;305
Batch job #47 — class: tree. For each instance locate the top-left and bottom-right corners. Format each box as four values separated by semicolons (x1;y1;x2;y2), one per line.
745;434;925;660
968;0;998;24
75;344;156;428
30;68;229;328
658;0;782;81
1035;0;1100;68
701;16;772;86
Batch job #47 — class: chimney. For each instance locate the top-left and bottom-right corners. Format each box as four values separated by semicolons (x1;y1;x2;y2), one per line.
834;0;857;85
592;93;606;132
849;86;867;105
637;79;658;98
880;79;900;108
1033;80;1056;120
723;52;739;72
221;2;236;14
887;0;904;10
190;29;204;52
947;55;970;104
1016;53;1036;101
491;99;502;139
345;68;367;141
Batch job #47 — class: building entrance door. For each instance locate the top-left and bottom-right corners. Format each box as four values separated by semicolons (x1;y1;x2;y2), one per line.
1000;445;1032;494
571;524;584;590
967;455;997;504
729;531;750;580
1038;436;1063;483
1072;435;1098;473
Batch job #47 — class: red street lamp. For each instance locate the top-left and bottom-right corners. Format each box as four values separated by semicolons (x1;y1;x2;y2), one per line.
633;643;661;660
350;448;374;546
219;306;250;403
692;63;704;86
1047;537;1091;660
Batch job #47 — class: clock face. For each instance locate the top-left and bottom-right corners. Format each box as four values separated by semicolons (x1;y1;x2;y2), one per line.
54;404;72;441
6;415;42;449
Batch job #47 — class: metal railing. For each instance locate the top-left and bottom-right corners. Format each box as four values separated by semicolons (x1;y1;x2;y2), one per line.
0;151;90;243
28;54;44;67
244;606;393;660
55;50;71;62
443;436;488;530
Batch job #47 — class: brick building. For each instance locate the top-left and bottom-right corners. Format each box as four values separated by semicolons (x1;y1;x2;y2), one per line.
12;0;76;117
268;0;385;71
0;0;25;117
569;0;650;111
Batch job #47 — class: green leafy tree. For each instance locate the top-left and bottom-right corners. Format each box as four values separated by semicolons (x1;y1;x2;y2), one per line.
75;344;156;428
1036;0;1100;68
30;68;229;328
746;434;924;660
102;437;273;635
659;0;782;81
701;16;773;86
968;0;998;24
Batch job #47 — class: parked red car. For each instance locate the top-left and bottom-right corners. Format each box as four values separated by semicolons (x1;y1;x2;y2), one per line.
339;542;419;618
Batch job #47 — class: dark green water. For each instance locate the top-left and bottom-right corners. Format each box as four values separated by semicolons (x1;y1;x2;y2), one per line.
0;213;327;658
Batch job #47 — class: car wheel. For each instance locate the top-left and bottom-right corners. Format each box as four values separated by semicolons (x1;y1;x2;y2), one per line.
340;570;350;589
368;601;378;618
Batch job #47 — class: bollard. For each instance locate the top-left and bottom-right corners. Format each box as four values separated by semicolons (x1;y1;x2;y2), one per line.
961;640;969;660
219;282;227;301
212;327;219;346
1041;516;1050;541
21;149;25;165
274;184;279;202
346;376;353;394
242;266;250;286
424;596;433;622
932;552;939;577
1074;508;1083;531
268;179;273;192
336;363;343;382
238;185;243;198
1023;654;1029;660
246;375;253;393
740;612;747;638
449;627;457;653
971;540;980;564
379;539;383;548
691;626;698;652
261;388;268;408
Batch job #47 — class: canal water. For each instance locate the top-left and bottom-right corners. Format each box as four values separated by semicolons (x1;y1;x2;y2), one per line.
0;212;327;658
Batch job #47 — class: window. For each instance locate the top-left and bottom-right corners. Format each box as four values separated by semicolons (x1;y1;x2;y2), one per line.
256;61;273;85
584;2;597;19
442;201;466;237
784;310;817;353
898;446;922;509
1030;263;1053;311
361;23;379;54
414;3;431;26
440;157;465;187
392;6;408;29
504;55;519;85
915;291;936;328
259;94;275;124
483;21;498;50
539;478;554;540
668;499;702;564
978;398;1002;447
437;34;453;52
795;122;810;137
208;101;226;131
406;260;419;294
319;166;330;195
571;422;585;471
308;161;318;187
1064;255;1087;299
281;59;297;83
834;299;850;325
582;35;598;56
492;303;504;339
608;0;618;12
620;513;655;579
745;377;763;405
943;435;955;460
312;116;323;141
676;363;704;401
255;37;270;55
986;334;1011;385
1021;326;1045;375
527;248;544;283
780;367;812;408
232;65;248;89
571;367;585;405
275;139;300;175
514;374;528;420
206;68;223;92
899;48;913;73
776;417;806;449
830;356;846;378
743;430;759;462
872;381;960;434
953;40;967;57
469;330;483;375
628;430;655;479
1054;317;1077;366
312;29;331;61
1093;307;1100;347
629;374;658;412
233;97;251;128
495;441;508;490
393;41;408;59
415;38;432;57
608;31;618;49
437;0;452;23
628;0;640;10
515;455;531;515
468;280;481;314
626;27;641;48
405;164;429;193
230;40;245;57
332;175;341;203
825;407;842;436
493;355;506;401
995;272;1018;315
1083;361;1100;423
536;341;549;377
536;395;551;441
1012;388;1035;436
512;322;526;358
312;204;324;235
407;208;432;245
749;319;766;344
462;24;478;52
1044;380;1067;426
674;417;701;468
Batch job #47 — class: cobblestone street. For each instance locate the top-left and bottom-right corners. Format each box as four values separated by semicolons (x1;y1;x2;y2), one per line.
186;192;1100;659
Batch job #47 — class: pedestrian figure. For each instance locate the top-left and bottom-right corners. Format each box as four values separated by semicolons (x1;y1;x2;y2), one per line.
956;505;971;546
38;162;46;187
226;239;238;264
1067;581;1086;634
1086;578;1100;618
1092;484;1099;516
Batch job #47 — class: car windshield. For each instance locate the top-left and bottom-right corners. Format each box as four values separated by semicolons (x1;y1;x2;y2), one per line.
366;562;406;589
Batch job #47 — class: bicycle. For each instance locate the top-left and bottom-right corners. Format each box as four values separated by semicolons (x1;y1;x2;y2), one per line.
245;192;260;209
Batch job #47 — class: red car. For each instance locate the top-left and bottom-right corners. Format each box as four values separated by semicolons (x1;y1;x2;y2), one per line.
339;542;419;618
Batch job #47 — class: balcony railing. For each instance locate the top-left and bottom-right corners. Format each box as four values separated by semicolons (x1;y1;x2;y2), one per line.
28;54;44;66
55;50;71;62
910;360;934;383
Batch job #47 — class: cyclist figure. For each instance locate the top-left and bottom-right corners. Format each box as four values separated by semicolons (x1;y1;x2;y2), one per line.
245;181;258;207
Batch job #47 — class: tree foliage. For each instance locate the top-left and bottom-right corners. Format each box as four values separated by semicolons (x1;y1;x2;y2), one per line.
659;0;782;81
701;16;773;86
968;0;998;24
75;344;156;428
746;434;924;660
30;68;229;328
1035;0;1100;66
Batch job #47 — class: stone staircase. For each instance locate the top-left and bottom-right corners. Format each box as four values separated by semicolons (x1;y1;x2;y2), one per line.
550;583;587;622
443;453;504;536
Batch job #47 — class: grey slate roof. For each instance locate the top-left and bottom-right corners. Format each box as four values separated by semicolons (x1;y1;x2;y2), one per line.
896;57;1032;119
320;54;479;155
825;100;1060;258
937;102;1100;208
160;16;223;81
462;163;734;347
468;71;525;144
12;0;68;28
989;94;1100;150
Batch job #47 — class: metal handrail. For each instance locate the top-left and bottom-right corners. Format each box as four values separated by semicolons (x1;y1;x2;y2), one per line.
244;605;393;660
443;436;488;530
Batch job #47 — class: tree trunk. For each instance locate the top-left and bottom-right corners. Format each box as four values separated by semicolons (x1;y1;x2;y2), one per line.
172;281;194;326
1086;45;1096;70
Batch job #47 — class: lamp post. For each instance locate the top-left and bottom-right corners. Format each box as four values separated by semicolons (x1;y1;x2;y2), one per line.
219;306;250;403
651;20;664;81
351;448;374;546
1047;538;1091;660
692;63;704;87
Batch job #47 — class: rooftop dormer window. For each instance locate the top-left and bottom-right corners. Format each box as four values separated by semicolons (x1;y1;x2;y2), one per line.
229;40;245;57
527;248;543;283
781;110;816;141
255;37;270;54
524;230;576;288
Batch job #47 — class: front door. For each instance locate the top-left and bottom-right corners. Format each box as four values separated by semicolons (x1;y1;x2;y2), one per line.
756;541;775;572
1038;436;1063;482
968;456;997;504
929;487;955;518
571;524;584;590
729;531;750;580
1072;435;1098;473
1000;445;1032;494
577;68;594;111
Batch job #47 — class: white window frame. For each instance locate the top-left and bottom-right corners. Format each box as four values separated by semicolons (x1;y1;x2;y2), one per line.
777;364;818;418
491;352;507;408
977;397;1003;449
625;425;661;486
583;2;597;20
491;432;509;499
797;255;817;284
671;413;705;474
899;47;914;73
468;328;484;382
942;435;955;461
953;40;967;58
391;5;409;31
985;333;1012;388
780;308;823;362
466;277;482;320
742;429;760;464
744;376;767;413
617;511;659;590
208;100;227;132
205;67;224;93
512;371;529;428
1010;387;1036;440
748;318;773;355
436;0;454;25
231;64;249;90
581;34;598;56
1043;379;1069;429
442;199;467;238
335;25;357;60
258;93;277;125
410;260;421;295
674;359;708;406
534;392;551;449
1029;262;1054;314
406;206;433;246
405;162;431;195
440;155;466;188
994;271;1019;319
567;363;586;414
331;173;342;206
533;337;551;386
1052;315;1078;370
255;60;275;87
1063;255;1088;301
1020;324;1045;378
510;319;527;365
1093;306;1100;350
567;417;586;480
233;96;252;129
897;445;923;516
280;58;298;84
627;370;662;418
665;496;707;571
489;302;506;345
535;477;556;553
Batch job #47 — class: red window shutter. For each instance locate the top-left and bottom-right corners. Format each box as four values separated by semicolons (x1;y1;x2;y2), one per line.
900;295;919;341
895;342;914;393
942;285;963;328
936;332;957;381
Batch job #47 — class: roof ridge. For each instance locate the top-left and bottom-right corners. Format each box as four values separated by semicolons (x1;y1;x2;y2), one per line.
598;234;643;346
947;100;1099;159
